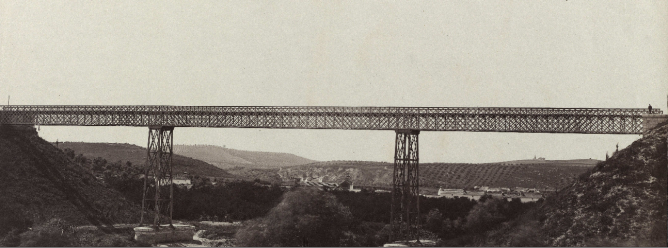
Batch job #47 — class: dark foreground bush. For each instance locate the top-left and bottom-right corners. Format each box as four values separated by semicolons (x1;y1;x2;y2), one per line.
235;188;353;247
19;218;74;247
73;231;144;247
10;218;147;247
0;204;32;236
0;229;22;247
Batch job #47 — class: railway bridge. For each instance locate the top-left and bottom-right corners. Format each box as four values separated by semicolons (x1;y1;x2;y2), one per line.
1;105;665;242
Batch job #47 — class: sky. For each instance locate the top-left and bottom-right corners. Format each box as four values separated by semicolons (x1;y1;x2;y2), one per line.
1;1;666;163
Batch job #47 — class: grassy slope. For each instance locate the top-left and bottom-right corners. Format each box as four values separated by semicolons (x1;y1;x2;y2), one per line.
0;126;143;230
58;142;234;178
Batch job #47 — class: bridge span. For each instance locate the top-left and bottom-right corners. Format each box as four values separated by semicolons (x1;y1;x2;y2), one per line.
1;105;664;242
0;105;663;134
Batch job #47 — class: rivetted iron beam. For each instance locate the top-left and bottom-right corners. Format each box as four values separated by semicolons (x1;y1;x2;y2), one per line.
0;105;661;134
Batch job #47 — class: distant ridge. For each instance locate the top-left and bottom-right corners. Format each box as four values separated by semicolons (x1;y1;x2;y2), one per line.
174;144;316;169
496;158;600;166
57;142;234;178
272;159;595;190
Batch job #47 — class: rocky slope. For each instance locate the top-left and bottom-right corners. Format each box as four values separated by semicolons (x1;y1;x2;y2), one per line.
522;121;667;246
0;126;143;234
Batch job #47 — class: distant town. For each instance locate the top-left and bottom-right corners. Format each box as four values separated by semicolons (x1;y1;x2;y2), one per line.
144;170;547;203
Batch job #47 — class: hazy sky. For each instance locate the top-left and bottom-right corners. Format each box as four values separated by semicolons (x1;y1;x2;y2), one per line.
1;1;666;163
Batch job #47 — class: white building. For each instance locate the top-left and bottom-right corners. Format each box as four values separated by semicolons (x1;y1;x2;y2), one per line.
437;188;466;199
437;188;464;195
348;182;361;192
158;177;192;189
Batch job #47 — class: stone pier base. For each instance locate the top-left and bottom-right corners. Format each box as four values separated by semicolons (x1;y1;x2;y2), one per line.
134;224;195;244
642;114;668;134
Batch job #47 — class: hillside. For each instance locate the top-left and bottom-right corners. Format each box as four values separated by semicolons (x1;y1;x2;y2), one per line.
421;162;594;189
274;160;593;190
173;144;315;169
538;121;667;246
0;126;143;234
481;121;667;246
58;142;234;178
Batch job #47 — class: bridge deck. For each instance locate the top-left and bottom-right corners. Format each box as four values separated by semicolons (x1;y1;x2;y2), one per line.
0;105;662;134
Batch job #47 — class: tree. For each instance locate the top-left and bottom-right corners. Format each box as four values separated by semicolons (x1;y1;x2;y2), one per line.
425;208;443;234
92;157;107;171
464;198;507;233
74;154;87;165
339;181;351;190
191;176;212;190
63;148;75;160
235;187;353;247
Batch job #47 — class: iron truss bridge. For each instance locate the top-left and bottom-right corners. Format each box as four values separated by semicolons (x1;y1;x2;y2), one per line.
0;105;662;134
1;104;664;240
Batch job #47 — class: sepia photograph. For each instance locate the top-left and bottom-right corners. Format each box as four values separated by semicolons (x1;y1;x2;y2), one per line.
0;1;666;247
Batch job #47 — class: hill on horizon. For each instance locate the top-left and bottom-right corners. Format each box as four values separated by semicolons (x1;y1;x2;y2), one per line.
57;142;234;178
499;158;600;166
173;144;316;169
271;159;596;190
56;142;600;190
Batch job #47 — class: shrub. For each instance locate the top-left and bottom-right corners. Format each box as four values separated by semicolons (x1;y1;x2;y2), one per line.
0;204;32;235
94;234;137;247
19;218;73;247
424;208;443;234
506;220;547;247
0;229;22;247
235;188;353;247
464;198;507;233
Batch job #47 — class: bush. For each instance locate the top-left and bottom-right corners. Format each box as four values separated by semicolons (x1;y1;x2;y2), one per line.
71;229;147;247
93;234;137;247
0;229;22;247
507;220;547;247
464;198;507;233
0;204;32;235
235;188;353;247
424;208;443;234
19;218;73;247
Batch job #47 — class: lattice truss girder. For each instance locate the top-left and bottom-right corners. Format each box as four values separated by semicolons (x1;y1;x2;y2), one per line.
390;130;420;242
0;105;658;134
140;126;175;228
